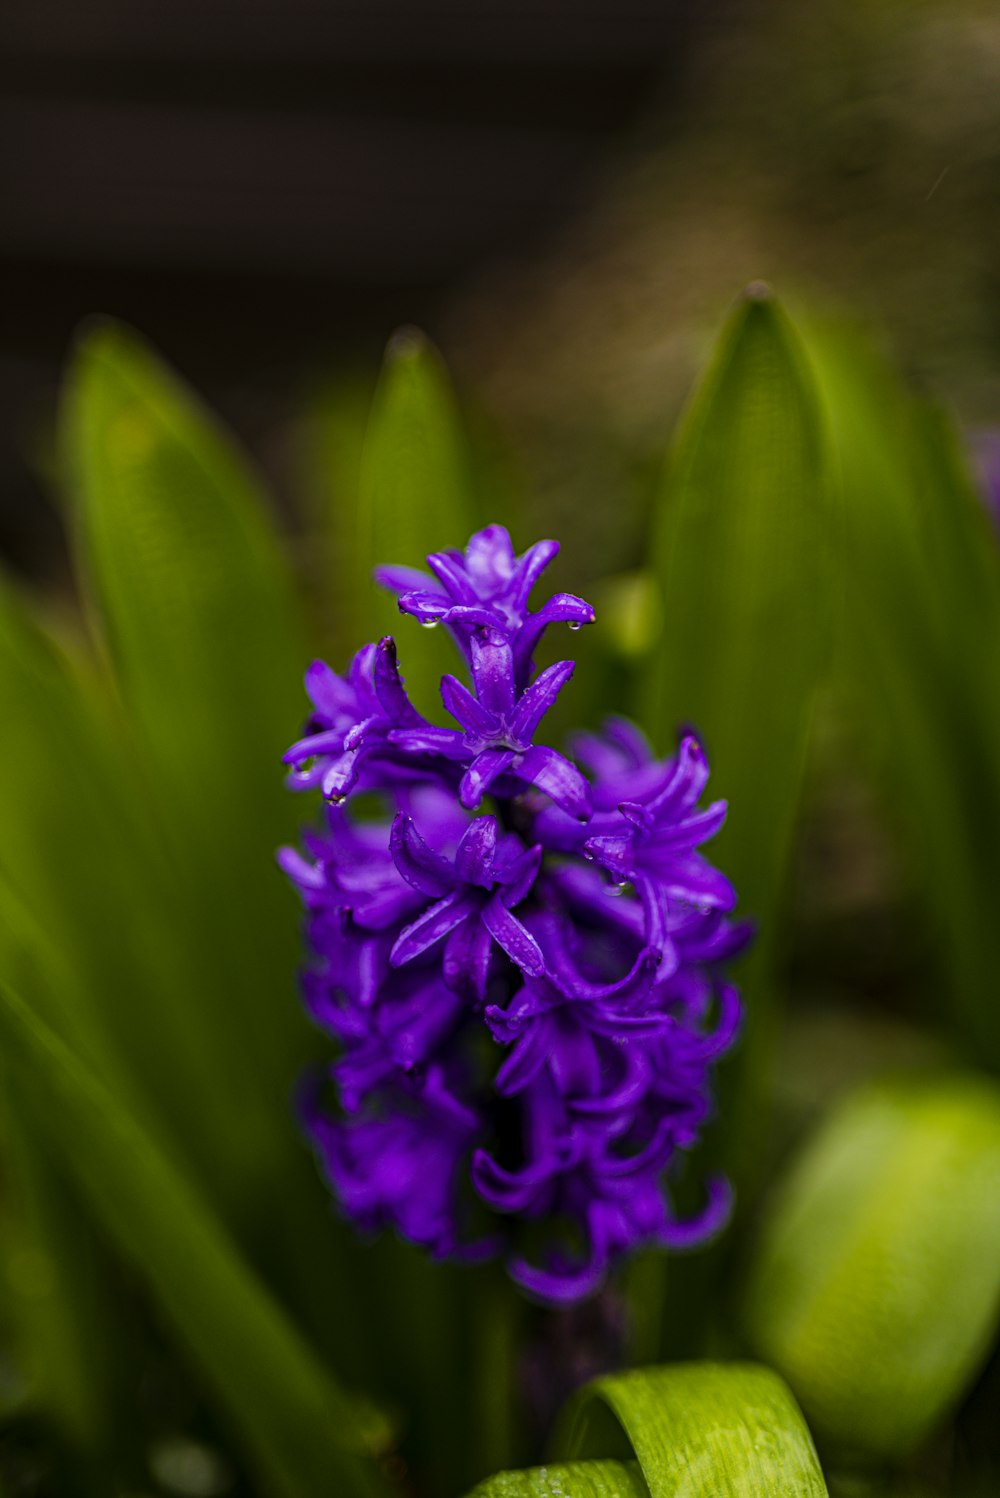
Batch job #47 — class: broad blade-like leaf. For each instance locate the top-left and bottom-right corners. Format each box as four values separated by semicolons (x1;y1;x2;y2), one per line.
64;322;309;1106
644;289;829;1173
809;323;1000;1065
743;1076;1000;1461
60;328;369;1371
0;980;393;1498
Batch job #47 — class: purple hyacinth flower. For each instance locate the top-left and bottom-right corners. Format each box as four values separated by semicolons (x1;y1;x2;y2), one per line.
282;637;431;803
970;430;1000;535
389;812;544;1000
376;524;595;687
281;525;750;1304
387;624;591;818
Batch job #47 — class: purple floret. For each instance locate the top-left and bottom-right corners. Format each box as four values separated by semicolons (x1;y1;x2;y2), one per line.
280;523;750;1304
376;524;595;688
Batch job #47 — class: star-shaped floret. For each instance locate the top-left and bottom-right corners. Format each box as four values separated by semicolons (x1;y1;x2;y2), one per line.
376;524;595;686
388;812;544;1000
282;637;429;803
390;625;591;817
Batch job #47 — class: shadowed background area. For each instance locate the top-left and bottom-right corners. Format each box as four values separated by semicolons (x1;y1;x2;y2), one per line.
0;0;710;580
6;0;1000;599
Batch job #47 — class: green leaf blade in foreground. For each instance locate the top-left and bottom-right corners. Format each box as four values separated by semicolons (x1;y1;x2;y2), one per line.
465;1461;647;1498
743;1076;1000;1462
64;322;308;1094
0;981;393;1498
557;1363;827;1497
351;328;474;713
65;319;305;793
59;324;357;1339
644;290;828;1171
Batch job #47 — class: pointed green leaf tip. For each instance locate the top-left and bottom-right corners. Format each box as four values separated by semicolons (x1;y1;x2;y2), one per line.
59;318;314;1204
358;325;471;577
644;291;827;1179
352;326;474;711
744;1076;1000;1462
555;1363;827;1497
0;981;392;1498
64;318;304;771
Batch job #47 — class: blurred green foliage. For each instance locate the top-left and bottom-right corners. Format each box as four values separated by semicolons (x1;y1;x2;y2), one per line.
2;291;1000;1498
744;1077;1000;1463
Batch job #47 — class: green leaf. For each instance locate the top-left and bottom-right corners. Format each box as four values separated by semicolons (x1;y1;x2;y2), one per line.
63;322;309;1100
644;288;829;1174
351;328;474;713
556;1362;827;1497
808;323;1000;1065
0;577;187;1113
0;979;393;1498
0;1089;126;1478
743;1075;1000;1461
465;1461;646;1498
65;320;305;776
59;326;368;1369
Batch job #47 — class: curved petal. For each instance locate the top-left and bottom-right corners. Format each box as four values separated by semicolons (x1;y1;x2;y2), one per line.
440;674;499;738
282;727;348;765
510;537;560;610
460;748;515;809
390;892;475;966
374;564;440;597
648;733;711;818
427;548;479;602
443;916;494;1000
372;636;423;726
455;815;498;887
509;659;575;745
387;725;467;759
482;898;545;977
389;814;455;898
659;1175;732;1248
469;626;516;718
516;745;592;819
498;842;542;908
471;1147;562;1212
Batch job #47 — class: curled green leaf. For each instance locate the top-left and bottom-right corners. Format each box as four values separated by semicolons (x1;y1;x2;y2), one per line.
465;1460;646;1498
556;1362;827;1497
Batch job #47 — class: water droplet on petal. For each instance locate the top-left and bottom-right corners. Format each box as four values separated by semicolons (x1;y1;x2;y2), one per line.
568;621;583;632
421;620;440;630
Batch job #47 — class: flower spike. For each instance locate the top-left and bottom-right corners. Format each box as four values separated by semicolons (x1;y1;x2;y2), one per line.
281;525;749;1303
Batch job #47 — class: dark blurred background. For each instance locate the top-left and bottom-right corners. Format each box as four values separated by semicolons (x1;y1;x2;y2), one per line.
3;0;1000;587
0;0;713;581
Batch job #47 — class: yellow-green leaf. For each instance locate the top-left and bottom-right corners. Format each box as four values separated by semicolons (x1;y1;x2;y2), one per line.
465;1461;646;1498
556;1362;827;1497
645;289;829;1182
744;1076;1000;1461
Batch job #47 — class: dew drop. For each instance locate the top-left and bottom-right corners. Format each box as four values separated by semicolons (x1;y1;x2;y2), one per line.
609;881;632;897
568;620;583;632
421;620;440;630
